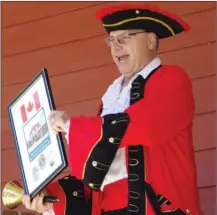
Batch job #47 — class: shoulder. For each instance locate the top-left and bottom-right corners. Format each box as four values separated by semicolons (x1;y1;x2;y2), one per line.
148;65;192;86
160;65;190;77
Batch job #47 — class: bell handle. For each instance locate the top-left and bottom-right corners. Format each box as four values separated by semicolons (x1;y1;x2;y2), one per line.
43;195;59;203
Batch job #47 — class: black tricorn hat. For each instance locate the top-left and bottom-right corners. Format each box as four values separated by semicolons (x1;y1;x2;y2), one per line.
96;4;190;39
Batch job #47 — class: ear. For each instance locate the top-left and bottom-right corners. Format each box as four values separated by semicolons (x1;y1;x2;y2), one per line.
148;33;158;50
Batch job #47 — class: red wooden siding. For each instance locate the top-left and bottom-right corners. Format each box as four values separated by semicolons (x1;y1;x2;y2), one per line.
1;1;216;214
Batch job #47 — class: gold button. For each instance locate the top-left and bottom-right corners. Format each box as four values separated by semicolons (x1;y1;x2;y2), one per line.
73;191;78;196
186;209;191;213
111;120;116;124
109;137;114;143
89;183;94;187
92;161;97;167
64;176;69;180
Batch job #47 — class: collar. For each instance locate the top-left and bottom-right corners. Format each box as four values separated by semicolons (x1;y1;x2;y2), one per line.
101;57;161;108
113;57;161;88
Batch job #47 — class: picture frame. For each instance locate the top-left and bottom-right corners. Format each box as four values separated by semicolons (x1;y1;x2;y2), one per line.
7;68;68;198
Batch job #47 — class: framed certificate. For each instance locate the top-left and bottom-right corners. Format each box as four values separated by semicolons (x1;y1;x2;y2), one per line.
8;68;68;198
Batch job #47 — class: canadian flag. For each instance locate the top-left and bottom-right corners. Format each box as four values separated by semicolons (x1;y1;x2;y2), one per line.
20;91;41;124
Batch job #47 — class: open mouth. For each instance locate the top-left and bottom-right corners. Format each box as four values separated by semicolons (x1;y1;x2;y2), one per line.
116;54;129;62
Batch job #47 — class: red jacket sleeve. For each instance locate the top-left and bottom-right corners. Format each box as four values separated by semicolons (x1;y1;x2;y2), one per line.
68;113;129;190
67;66;194;190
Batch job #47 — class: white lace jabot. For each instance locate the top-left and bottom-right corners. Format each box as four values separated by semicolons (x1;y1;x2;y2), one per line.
101;57;161;116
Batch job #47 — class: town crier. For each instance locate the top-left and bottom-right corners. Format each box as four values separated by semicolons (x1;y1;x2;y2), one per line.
22;4;202;215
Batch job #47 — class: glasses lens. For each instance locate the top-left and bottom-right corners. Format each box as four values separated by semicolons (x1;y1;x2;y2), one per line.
104;37;112;46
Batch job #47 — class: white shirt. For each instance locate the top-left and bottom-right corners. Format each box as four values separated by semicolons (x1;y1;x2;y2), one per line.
44;57;161;214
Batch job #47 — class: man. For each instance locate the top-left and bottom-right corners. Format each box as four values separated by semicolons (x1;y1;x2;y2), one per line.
22;4;202;215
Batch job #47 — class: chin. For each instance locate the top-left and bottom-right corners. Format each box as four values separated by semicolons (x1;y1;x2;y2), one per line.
119;68;133;76
116;64;131;74
118;69;128;75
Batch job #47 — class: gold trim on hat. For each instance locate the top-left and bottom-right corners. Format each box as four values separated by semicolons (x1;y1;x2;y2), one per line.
103;16;175;36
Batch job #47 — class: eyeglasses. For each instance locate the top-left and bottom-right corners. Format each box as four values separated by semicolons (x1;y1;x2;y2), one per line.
104;30;146;47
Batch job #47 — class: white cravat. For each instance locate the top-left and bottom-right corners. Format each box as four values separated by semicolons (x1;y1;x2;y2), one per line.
101;57;161;116
43;209;55;215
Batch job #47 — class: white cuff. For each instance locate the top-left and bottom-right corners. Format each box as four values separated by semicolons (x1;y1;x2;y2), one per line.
43;208;55;215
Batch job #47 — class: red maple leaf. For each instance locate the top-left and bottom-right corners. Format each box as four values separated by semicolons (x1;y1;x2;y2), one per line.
27;102;34;112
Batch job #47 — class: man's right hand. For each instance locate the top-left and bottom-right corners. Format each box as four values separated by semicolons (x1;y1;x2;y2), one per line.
47;110;70;135
22;192;53;214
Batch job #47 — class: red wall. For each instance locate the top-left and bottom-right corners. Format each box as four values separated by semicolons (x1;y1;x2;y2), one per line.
1;2;216;214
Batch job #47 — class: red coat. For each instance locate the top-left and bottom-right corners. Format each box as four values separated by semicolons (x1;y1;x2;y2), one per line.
46;65;202;215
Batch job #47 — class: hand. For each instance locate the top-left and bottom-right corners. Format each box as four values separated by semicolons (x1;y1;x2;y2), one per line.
22;192;53;214
48;110;70;135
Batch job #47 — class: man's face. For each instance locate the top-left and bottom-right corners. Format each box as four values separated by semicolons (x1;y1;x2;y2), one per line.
107;29;157;78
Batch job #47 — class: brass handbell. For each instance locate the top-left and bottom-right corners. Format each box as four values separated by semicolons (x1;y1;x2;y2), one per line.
2;180;59;210
2;180;24;210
